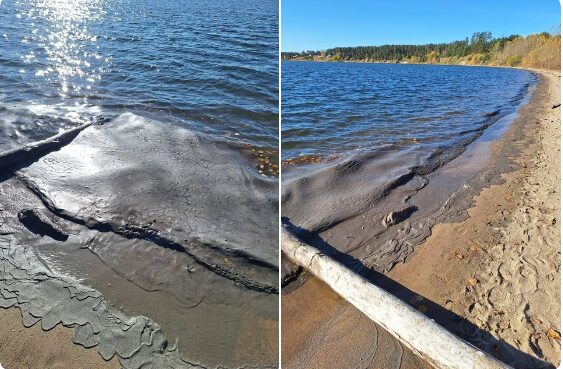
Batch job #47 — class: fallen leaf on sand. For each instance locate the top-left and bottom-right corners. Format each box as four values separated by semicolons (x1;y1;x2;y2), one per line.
469;244;483;252
547;328;560;341
468;277;478;287
454;252;464;259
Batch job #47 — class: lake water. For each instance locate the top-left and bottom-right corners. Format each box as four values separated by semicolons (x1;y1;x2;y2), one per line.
1;1;279;368
282;61;535;162
0;0;278;152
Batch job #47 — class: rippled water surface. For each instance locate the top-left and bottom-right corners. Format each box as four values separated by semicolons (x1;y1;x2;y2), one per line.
0;0;278;151
282;61;535;161
1;1;279;367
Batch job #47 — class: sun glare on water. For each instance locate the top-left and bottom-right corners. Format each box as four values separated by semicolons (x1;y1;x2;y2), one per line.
16;0;107;100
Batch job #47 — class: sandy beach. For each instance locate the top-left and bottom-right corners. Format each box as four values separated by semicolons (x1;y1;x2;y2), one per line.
389;69;560;367
282;68;560;368
282;276;435;369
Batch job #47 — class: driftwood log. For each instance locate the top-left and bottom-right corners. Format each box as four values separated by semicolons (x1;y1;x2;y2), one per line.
281;228;513;369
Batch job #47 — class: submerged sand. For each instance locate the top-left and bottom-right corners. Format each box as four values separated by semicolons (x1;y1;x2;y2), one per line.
282;68;560;368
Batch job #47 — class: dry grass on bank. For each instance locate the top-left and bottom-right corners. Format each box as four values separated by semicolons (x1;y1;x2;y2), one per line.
490;33;561;70
439;34;561;70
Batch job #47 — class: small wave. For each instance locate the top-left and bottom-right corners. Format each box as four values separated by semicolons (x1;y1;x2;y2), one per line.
482;109;500;117
408;116;435;122
345;114;364;122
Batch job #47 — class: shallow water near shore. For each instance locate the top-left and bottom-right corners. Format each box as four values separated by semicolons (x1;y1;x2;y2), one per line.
282;62;536;276
0;0;278;152
282;62;534;162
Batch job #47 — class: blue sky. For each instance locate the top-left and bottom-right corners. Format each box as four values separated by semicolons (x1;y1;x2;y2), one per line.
282;0;561;51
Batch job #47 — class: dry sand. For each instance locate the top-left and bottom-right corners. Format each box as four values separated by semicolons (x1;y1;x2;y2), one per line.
282;68;560;369
0;307;120;369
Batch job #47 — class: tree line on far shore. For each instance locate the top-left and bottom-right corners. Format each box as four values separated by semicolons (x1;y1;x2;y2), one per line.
282;31;561;70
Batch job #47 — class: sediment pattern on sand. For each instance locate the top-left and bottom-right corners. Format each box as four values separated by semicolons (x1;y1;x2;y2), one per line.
0;233;197;368
0;113;279;368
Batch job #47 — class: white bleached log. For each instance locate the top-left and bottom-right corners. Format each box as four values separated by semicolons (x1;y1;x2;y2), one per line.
281;228;513;369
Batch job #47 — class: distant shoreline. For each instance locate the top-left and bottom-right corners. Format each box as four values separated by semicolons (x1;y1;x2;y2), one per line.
282;57;531;69
282;58;557;74
283;32;561;71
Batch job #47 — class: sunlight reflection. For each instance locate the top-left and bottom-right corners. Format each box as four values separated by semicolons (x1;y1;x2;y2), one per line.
17;0;106;99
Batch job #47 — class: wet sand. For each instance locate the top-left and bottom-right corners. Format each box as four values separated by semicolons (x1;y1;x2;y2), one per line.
0;113;278;368
282;277;434;369
0;307;119;369
281;68;560;368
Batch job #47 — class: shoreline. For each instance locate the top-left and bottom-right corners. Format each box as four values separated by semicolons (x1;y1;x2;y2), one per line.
281;58;551;71
281;66;536;281
282;58;494;66
282;68;560;368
